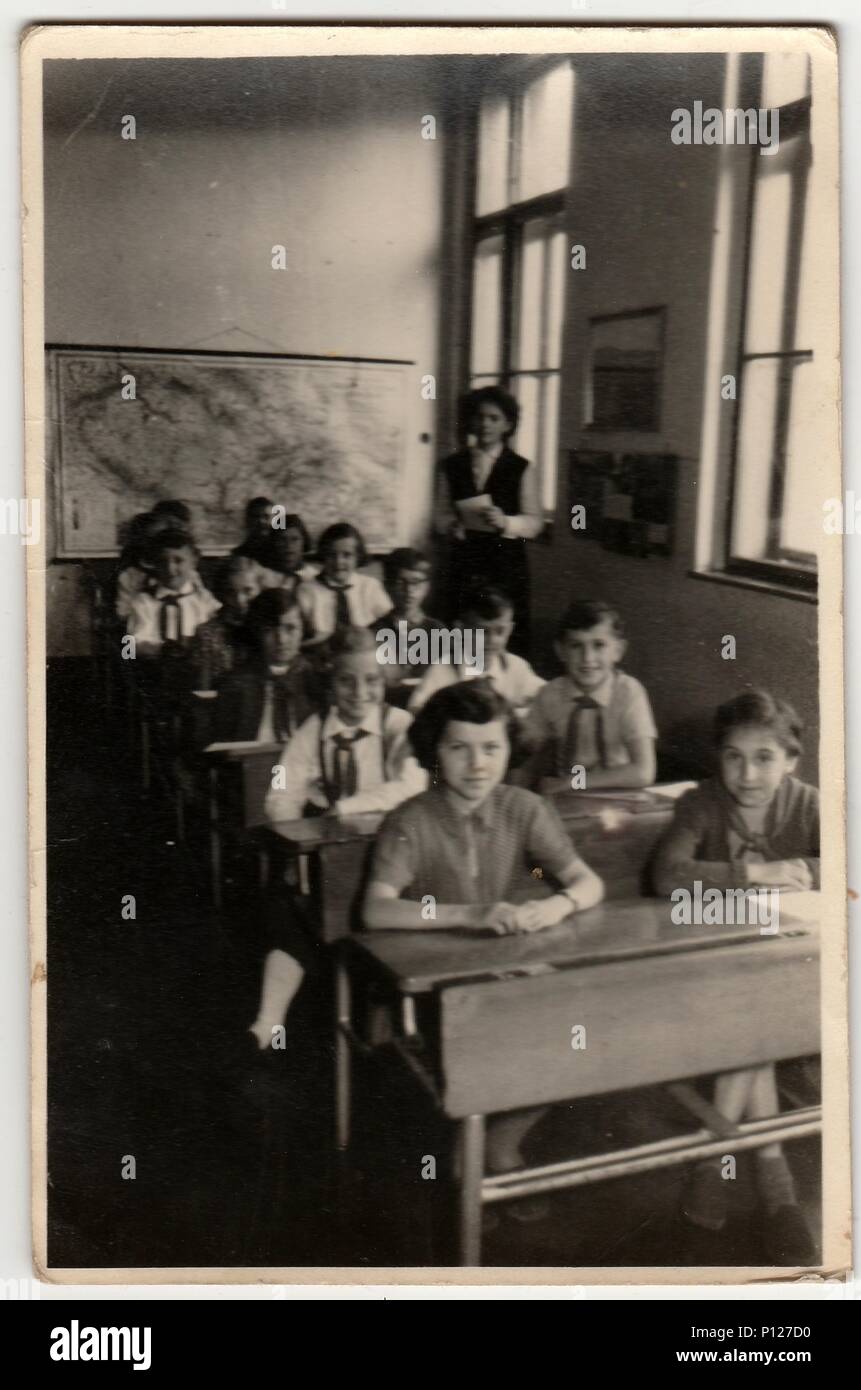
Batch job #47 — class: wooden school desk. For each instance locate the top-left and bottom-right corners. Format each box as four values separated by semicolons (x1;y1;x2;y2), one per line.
265;786;690;940
341;896;821;1265
204;741;283;907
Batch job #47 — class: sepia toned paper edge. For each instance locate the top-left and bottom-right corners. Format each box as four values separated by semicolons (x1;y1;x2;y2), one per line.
22;21;849;1289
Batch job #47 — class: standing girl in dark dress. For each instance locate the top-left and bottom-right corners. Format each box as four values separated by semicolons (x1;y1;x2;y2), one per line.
437;386;543;657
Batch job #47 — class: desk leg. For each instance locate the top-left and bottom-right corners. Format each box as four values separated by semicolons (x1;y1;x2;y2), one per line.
458;1114;485;1267
209;767;222;911
335;952;351;1152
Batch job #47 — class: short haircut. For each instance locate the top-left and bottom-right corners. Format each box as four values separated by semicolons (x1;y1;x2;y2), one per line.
464;384;519;435
278;513;311;552
153;528;196;557
245;587;301;640
557;599;624;640
214;554;262;601
258;526;310;574
327;625;377;664
383;546;431;588
152;499;192;526
317;522;368;567
714;690;803;757
460;582;514;622
409;680;523;772
245;496;273;523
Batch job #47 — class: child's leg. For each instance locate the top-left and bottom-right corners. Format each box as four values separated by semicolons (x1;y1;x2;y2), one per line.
249;949;304;1050
682;1068;756;1231
714;1067;757;1123
248;884;321;1051
746;1064;799;1208
486;1106;549;1173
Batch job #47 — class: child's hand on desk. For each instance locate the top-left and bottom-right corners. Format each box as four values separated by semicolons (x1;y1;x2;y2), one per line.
748;859;813;891
476;902;522;935
512;896;572;933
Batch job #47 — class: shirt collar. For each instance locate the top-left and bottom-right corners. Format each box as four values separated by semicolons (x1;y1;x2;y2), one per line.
563;671;615;707
433;782;498;833
154;584;195;601
323;704;383;740
460;652;507;679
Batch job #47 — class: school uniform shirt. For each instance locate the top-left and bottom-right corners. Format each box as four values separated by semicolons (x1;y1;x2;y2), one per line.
264;702;426;823
126;583;220;646
370;783;577;905
258;562;319;592
115;565;206;619
407;650;545;713
213;659;317;744
651;775;821;896
523;671;657;775
297;571;392;639
192;613;251;688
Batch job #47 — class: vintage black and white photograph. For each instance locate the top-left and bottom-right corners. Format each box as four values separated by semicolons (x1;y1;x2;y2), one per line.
23;25;847;1281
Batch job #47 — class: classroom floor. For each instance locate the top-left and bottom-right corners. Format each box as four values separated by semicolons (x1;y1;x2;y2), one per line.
45;663;822;1272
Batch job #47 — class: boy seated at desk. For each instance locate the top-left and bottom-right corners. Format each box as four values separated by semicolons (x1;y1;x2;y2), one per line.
212;588;317;743
652;689;819;1264
407;583;544;716
125;529;220;721
374;547;446;702
519;599;657;793
243;628;427;1060
364;682;603;1182
192;554;262;691
255;517;319;594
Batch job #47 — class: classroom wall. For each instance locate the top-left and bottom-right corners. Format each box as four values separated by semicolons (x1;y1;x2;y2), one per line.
43;57;445;654
529;55;820;780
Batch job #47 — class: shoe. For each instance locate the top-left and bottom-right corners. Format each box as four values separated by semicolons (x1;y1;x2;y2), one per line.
680;1160;729;1231
761;1203;818;1266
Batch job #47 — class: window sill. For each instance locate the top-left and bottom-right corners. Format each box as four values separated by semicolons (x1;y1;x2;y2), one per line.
688;568;817;604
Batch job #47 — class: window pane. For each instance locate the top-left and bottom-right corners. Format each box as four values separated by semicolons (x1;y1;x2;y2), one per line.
517;63;574;202
761;52;810;109
731;357;780;560
476;94;511;215
794;162;815;351
545;230;568;371
515;225;544;371
514;219;567;373
779;355;818;559
540;372;560;511
513;374;539;473
470;235;504;376
744;166;793;355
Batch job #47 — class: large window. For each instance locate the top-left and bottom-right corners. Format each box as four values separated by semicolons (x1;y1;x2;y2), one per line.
727;53;816;590
468;60;575;516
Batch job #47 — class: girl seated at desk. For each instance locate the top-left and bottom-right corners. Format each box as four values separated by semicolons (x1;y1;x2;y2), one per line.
652;689;819;1264
364;681;603;1182
212;588;318;743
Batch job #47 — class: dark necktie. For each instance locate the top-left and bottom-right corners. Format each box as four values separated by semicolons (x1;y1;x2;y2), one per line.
159;594;182;642
563;695;608;772
330;729;370;801
272;678;295;743
323;580;352;629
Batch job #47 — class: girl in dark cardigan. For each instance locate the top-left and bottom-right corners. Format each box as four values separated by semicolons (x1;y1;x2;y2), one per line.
437;386;543;656
652;690;819;1265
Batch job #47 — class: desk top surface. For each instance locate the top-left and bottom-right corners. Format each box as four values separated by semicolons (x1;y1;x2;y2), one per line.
266;785;688;850
349;894;820;994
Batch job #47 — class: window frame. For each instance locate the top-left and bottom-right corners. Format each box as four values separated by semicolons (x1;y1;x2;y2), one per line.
723;60;816;595
465;58;574;523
